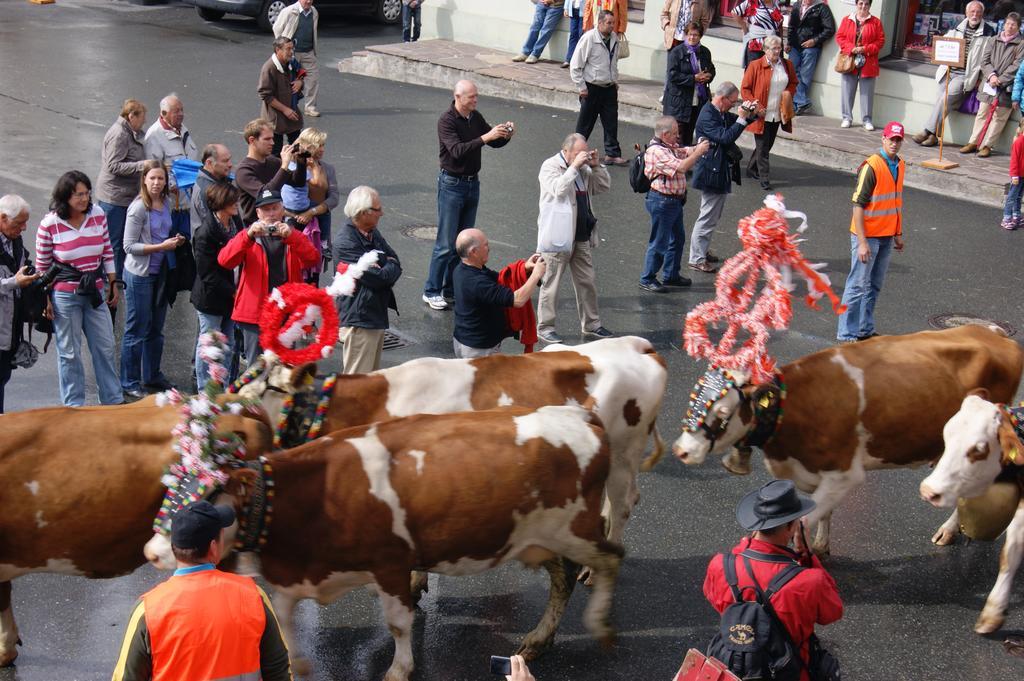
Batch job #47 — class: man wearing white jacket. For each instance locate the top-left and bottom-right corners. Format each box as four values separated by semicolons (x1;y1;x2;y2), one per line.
536;132;613;344
273;0;321;117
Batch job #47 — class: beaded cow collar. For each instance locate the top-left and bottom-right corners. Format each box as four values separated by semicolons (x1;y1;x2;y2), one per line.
683;368;738;435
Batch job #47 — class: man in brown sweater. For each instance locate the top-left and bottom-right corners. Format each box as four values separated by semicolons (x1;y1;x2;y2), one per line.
234;119;305;226
258;36;304;156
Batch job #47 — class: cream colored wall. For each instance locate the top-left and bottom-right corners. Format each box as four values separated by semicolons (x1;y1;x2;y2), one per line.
419;0;1014;150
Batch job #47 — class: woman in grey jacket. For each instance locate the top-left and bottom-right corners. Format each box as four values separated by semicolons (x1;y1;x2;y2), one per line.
120;160;184;399
96;99;148;283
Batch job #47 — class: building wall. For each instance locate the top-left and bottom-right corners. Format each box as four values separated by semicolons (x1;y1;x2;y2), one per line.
420;0;1016;151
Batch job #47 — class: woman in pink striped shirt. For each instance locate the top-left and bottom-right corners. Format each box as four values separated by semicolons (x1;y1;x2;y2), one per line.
35;170;123;406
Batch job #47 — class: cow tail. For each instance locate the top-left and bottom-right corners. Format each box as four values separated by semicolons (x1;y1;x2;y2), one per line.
639;425;666;472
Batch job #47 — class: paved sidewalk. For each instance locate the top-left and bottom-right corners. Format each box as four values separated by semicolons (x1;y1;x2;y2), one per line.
341;39;1006;206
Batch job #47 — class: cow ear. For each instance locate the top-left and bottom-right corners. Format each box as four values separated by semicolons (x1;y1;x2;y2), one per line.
289;362;318;390
223;467;259;499
967;387;991;400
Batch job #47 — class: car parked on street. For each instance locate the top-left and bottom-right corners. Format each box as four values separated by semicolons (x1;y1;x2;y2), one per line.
191;0;402;31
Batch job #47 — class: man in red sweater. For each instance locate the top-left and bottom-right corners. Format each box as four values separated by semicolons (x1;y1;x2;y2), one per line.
703;480;844;680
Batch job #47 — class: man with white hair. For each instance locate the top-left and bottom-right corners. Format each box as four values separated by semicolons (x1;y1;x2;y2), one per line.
273;0;321;118
333;186;402;374
423;79;514;311
145;93;200;236
536;132;613;343
911;1;995;147
0;195;41;412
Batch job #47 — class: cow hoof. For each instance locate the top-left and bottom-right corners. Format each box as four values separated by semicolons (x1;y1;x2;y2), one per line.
577;567;595;586
931;526;960;546
598;628;617;650
810;543;831;558
722;450;752;476
290;656;312;677
516;638;553;661
975;612;1005;635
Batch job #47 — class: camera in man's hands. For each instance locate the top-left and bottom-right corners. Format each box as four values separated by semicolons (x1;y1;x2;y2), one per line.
266;224;279;236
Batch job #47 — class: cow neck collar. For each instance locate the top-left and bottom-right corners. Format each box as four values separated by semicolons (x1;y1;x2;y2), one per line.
739;373;786;449
999;404;1024;468
235;456;274;553
274;373;337;449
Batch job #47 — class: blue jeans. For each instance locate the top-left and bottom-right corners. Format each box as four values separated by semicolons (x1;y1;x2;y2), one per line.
195;311;237;389
425;173;479;298
566;7;583;62
789;44;821;109
120;271;169;391
837;234;894;341
402;4;421;42
641;192;685;284
98;201;128;281
52;289;122;405
1005;180;1023;218
522;4;563;57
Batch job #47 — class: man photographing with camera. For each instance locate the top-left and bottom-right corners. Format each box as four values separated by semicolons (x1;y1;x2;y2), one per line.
217;189;319;366
688;82;758;274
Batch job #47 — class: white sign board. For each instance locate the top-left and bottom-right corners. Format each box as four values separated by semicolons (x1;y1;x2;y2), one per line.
932;36;966;68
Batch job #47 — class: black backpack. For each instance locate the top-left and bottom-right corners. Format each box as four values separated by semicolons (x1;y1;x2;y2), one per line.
706;551;805;681
628;141;665;194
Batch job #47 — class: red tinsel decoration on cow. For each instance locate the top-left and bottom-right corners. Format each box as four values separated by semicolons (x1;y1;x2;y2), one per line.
684;195;846;384
259;283;339;366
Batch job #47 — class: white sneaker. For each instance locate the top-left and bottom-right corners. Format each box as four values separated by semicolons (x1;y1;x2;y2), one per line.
512;54;528;62
840;119;851;129
422;294;448;310
863;121;875;131
525;55;539;64
304;107;321;118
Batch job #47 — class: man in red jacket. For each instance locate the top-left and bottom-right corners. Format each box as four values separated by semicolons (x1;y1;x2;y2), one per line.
218;189;319;367
703;480;844;680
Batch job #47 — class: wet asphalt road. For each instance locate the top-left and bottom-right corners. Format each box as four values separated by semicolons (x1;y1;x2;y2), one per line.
1;1;1023;679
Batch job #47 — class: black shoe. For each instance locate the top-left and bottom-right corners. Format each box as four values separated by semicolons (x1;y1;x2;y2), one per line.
706;252;721;264
857;332;880;342
760;181;774;191
583;326;614;339
639;281;667;293
795;103;812;116
538;329;565;344
144;378;175;393
123;388;147;401
663;276;693;286
746;168;760;180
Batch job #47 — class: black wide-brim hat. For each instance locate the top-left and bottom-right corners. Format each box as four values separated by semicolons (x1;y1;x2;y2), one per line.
736;480;816;531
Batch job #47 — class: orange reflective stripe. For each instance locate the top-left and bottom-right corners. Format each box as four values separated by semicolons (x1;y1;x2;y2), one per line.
850;154;903;237
143;570;265;681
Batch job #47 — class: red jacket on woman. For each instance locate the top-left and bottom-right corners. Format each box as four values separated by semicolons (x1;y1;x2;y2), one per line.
217;228;319;325
835;13;885;78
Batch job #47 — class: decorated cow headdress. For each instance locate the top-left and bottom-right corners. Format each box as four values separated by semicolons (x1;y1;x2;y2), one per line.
684;195;845;384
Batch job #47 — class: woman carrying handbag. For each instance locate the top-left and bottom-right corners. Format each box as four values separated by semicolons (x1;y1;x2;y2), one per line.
835;0;885;130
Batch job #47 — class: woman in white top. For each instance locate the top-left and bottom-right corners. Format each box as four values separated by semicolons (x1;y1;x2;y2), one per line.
740;34;797;191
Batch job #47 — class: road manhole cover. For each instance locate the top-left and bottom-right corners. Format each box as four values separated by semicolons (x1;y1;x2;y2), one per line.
402;224;437;241
383;329;414;350
927;313;1016;337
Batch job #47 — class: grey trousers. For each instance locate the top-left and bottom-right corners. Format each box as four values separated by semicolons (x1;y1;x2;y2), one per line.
297;50;319;110
452;338;501;358
537;240;601;335
340;326;384;374
690;191;728;265
924;73;969;135
840;73;876;123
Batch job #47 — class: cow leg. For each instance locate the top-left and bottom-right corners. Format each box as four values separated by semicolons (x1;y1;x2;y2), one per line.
561;539;622;647
0;581;18;667
812;511;832;553
931;508;962;546
975;504;1024;634
722;446;753;476
271;591;310;677
518;558;581;660
374;575;416;681
805;466;866;556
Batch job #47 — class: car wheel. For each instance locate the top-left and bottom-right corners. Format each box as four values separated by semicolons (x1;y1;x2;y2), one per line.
376;0;402;24
196;6;225;21
258;0;289;31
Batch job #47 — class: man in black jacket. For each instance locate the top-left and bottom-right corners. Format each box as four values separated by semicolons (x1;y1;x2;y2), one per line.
0;195;41;413
689;83;753;270
333;186;401;374
788;0;836;115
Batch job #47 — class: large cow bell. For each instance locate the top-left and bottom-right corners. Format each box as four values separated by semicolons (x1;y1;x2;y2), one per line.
957;481;1022;541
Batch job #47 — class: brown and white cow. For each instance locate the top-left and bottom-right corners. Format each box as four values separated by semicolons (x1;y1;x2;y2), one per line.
920;394;1024;633
236;336;667;548
672;326;1023;555
144;405;623;681
0;400;272;666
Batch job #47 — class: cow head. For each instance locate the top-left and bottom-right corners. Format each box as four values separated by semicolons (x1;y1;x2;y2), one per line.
143;467;260;570
672;368;758;465
230;356;318;427
919;393;1023;507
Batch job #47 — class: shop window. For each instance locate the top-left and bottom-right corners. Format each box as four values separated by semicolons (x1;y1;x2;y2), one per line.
901;0;1009;62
